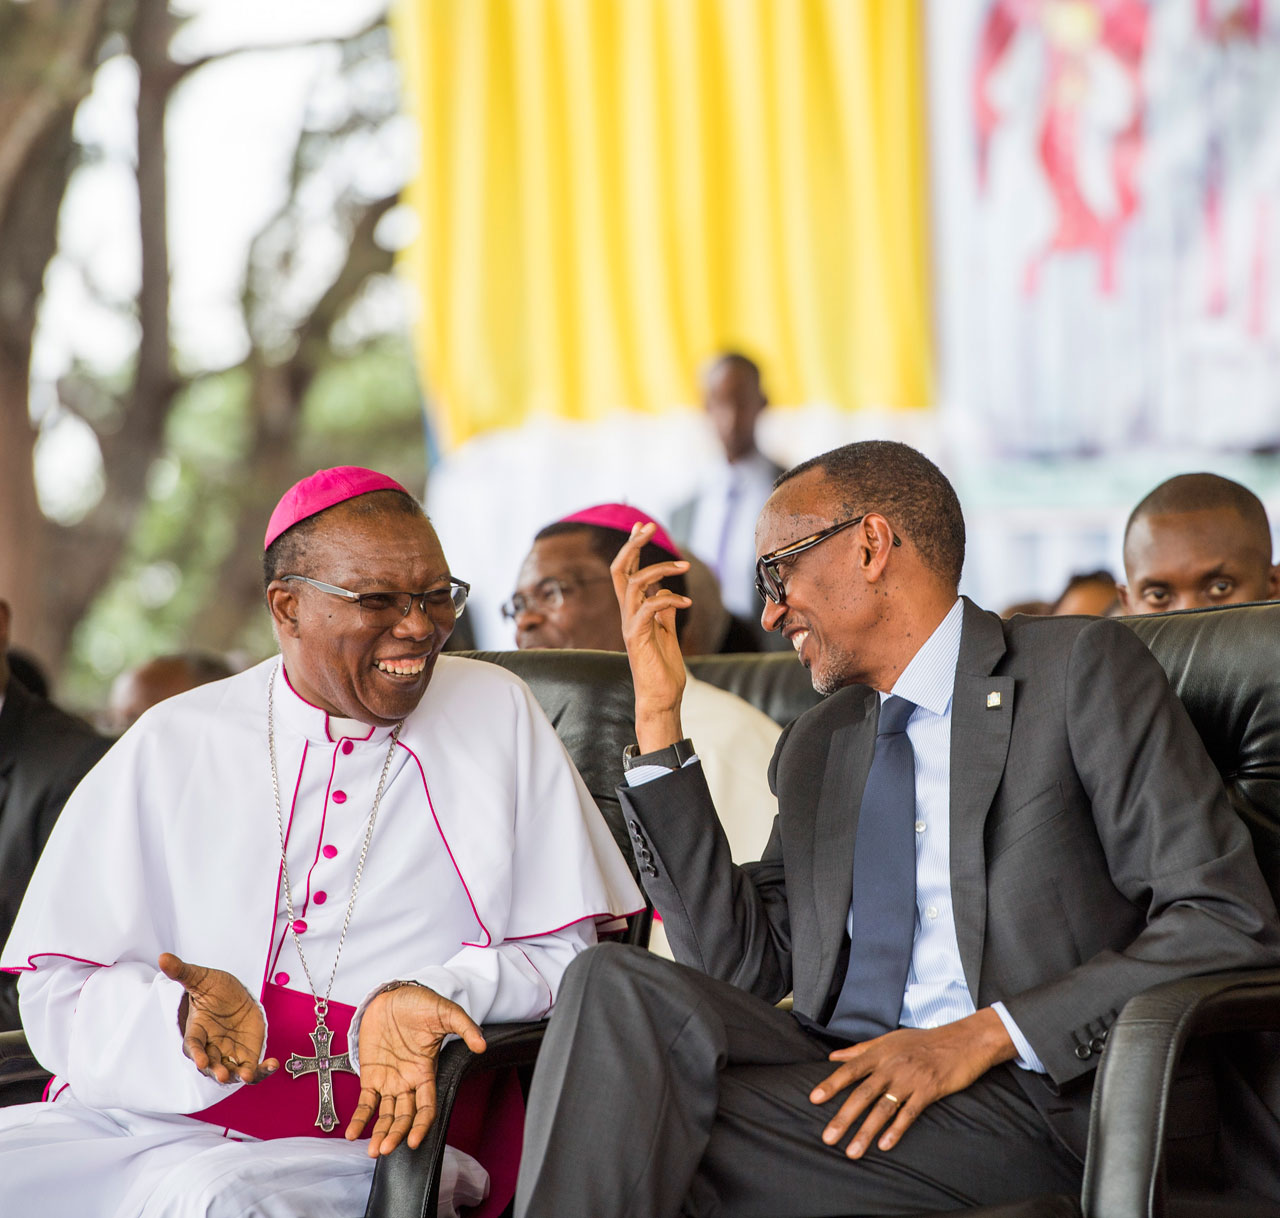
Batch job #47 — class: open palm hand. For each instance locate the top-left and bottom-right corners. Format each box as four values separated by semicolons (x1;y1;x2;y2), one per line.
159;951;279;1085
347;983;487;1157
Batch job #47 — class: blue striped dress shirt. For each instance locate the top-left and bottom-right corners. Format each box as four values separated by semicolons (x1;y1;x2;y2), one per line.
869;597;1044;1072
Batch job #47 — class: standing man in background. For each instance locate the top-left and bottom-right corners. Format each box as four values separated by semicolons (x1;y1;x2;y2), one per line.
670;353;786;647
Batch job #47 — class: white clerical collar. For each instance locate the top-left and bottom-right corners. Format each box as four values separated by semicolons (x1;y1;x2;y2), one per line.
274;660;397;745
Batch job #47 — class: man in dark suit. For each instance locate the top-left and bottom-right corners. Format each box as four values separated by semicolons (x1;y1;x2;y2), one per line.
0;598;110;1031
515;441;1280;1216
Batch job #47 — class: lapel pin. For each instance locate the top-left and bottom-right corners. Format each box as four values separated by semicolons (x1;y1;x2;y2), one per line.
986;691;1002;709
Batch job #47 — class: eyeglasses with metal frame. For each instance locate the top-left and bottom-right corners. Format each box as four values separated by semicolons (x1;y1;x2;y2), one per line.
754;514;901;605
499;575;612;621
282;575;470;623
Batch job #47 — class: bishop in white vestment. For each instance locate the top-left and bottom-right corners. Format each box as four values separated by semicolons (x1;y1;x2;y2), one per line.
0;467;642;1218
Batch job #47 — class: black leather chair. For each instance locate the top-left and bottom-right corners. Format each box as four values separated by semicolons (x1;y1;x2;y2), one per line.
1067;604;1280;1218
954;603;1280;1218
687;650;823;726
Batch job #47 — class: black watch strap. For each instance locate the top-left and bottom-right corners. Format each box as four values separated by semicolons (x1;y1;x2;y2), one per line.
622;738;696;772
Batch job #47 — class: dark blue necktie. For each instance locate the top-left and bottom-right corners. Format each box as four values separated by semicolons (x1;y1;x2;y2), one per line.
826;695;918;1041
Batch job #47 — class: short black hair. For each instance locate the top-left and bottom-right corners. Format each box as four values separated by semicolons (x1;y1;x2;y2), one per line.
533;521;690;639
705;351;762;384
263;489;426;593
1051;570;1119;614
775;441;966;588
1124;473;1272;552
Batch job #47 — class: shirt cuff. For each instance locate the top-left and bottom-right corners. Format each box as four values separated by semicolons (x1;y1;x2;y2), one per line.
991;1001;1047;1074
623;754;701;787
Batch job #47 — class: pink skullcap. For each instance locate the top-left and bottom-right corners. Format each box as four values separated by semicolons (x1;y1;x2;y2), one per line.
558;504;681;558
264;467;410;550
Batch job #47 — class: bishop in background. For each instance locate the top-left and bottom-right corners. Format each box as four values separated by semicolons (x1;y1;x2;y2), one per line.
0;467;640;1218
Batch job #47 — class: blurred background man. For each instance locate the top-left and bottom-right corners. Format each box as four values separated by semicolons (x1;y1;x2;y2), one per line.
670;354;786;646
1119;473;1279;613
104;650;235;735
0;598;109;1035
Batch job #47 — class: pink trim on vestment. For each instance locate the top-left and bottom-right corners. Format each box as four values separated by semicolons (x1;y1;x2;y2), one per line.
503;907;647;941
281;664;328;717
512;946;553;1018
297;744;344;920
395;740;492;948
265;740;310;989
279;662;376;744
3;951;111;973
49;1083;68;1103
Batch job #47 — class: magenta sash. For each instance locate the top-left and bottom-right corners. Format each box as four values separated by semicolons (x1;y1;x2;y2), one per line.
193;983;523;1216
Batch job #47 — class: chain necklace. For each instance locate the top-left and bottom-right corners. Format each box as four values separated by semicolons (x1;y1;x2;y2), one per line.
267;662;402;1131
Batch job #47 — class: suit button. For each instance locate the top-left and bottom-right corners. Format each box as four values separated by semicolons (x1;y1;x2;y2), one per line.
1090;1037;1106;1053
639;849;652;863
1074;1044;1092;1060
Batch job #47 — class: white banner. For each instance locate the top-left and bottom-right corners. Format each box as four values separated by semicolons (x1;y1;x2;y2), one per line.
930;0;1280;459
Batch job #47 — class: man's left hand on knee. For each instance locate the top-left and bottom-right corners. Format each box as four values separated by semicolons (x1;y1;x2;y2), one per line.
809;1008;1017;1160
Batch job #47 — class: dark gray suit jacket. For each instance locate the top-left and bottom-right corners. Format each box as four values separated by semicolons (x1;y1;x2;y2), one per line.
620;599;1280;1156
0;677;111;1030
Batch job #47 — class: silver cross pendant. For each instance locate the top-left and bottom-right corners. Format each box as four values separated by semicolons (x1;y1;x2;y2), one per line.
284;1016;359;1132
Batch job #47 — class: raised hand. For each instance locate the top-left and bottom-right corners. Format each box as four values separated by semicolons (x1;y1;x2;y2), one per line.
159;951;279;1085
808;1007;1016;1158
346;983;487;1158
609;521;693;752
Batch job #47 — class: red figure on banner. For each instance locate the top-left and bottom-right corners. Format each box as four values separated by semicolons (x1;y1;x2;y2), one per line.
974;0;1150;296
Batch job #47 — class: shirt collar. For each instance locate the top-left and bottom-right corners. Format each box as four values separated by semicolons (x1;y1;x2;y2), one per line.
274;660;389;745
887;597;964;717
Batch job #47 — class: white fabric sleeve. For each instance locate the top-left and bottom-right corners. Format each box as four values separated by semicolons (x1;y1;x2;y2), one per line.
347;920;597;1066
18;958;255;1113
991;1001;1047;1074
623;754;702;787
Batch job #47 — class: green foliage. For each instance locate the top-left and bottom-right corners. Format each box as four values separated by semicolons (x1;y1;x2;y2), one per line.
60;338;426;714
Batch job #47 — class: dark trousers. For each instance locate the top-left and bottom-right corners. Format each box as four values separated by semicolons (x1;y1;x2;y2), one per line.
515;943;1081;1218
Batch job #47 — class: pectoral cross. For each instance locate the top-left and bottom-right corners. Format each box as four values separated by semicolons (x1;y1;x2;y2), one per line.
285;1017;358;1132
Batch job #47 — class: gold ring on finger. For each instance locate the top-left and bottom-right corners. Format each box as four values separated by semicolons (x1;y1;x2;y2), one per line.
883;1092;900;1106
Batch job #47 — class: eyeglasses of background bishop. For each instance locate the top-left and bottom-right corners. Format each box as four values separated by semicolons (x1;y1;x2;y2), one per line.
754;514;901;606
280;575;470;628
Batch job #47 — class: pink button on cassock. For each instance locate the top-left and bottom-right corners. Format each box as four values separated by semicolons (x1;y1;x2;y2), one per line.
322;845;338;859
293;919;307;934
275;971;290;986
332;790;347;804
314;891;327;905
341;740;353;755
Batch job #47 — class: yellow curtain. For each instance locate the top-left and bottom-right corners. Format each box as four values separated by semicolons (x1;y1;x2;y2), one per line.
397;0;932;451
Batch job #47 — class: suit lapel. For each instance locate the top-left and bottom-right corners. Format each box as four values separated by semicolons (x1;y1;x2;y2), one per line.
948;601;1013;1003
809;688;877;992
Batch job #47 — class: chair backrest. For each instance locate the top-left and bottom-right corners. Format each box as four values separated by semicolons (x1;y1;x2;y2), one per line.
686;652;823;726
1121;602;1280;906
459;649;638;874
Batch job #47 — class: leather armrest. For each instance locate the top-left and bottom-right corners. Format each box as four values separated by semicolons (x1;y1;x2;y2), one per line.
0;1028;50;1090
364;1020;547;1218
1083;968;1280;1218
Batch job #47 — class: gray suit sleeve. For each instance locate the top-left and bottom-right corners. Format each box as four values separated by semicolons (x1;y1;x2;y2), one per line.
619;749;792;1004
1002;619;1280;1083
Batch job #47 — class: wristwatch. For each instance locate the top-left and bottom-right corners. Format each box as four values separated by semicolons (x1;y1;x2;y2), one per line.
622;738;697;772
